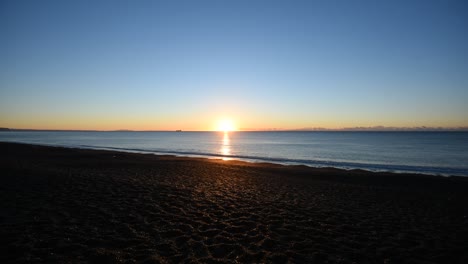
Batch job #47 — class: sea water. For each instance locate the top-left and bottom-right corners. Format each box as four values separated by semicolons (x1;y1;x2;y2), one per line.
1;131;467;176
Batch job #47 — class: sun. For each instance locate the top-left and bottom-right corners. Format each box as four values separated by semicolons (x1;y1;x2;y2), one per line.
217;119;236;132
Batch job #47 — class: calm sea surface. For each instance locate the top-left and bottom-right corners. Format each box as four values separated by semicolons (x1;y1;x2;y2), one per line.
1;131;467;176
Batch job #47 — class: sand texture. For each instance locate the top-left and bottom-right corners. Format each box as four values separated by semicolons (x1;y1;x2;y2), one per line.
1;142;468;263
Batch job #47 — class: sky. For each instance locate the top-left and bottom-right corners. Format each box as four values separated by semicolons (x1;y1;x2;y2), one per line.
1;0;467;131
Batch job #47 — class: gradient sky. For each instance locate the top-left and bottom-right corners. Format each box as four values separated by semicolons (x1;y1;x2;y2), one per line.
1;0;467;131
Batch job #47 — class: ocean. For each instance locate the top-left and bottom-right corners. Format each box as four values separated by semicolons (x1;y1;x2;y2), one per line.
1;131;467;176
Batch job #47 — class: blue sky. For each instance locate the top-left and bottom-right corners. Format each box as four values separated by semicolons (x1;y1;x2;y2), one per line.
1;0;467;130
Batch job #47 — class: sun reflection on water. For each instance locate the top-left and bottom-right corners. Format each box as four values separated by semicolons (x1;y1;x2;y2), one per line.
220;132;231;160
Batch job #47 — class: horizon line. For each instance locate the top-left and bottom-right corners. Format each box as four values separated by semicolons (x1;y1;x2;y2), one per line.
2;126;468;132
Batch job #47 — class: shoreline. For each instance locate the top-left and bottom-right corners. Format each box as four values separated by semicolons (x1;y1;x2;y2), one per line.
1;142;468;263
1;141;466;178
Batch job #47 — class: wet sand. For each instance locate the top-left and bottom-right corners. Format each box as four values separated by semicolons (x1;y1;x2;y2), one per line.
1;142;468;263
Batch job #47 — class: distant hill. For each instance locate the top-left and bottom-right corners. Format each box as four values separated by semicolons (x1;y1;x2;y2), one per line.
0;128;11;131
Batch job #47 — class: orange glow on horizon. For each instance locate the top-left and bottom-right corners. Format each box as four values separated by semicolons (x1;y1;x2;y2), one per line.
1;112;467;131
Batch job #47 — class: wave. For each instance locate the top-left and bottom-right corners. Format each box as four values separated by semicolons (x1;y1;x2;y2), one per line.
3;139;467;176
75;144;468;177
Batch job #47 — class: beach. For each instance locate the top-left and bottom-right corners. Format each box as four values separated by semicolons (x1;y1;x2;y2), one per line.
1;142;467;263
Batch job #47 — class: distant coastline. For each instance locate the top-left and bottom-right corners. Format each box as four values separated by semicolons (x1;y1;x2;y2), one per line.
1;127;468;132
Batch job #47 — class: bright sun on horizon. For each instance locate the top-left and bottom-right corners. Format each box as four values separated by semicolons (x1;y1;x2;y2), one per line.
216;119;236;132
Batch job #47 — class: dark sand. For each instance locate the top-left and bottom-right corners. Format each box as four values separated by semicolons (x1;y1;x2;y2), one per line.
1;142;468;263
